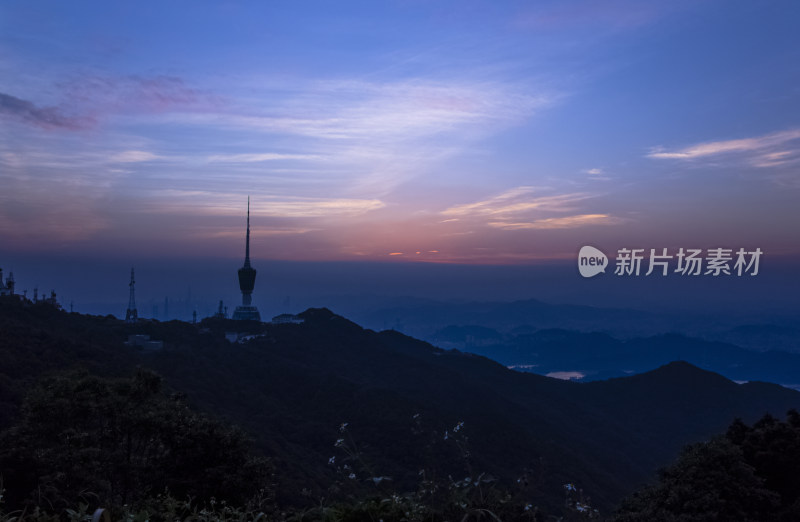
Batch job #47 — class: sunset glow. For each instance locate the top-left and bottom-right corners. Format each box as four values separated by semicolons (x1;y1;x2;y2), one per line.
1;1;798;266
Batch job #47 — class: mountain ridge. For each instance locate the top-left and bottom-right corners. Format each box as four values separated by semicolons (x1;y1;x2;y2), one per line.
1;297;798;513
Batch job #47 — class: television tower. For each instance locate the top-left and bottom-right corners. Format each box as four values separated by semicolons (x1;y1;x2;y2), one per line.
232;197;261;321
126;267;138;323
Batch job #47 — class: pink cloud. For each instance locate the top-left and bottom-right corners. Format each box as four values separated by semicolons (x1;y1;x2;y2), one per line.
648;129;800;168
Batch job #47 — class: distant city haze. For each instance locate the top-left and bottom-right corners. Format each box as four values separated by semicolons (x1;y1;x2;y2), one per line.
3;253;798;323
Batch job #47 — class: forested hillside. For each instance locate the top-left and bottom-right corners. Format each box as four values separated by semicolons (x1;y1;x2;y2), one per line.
1;296;799;519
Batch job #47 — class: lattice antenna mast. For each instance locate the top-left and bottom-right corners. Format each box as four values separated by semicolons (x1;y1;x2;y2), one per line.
125;267;138;323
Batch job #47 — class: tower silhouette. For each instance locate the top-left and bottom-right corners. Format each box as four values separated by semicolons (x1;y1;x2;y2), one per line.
232;197;261;321
126;267;138;323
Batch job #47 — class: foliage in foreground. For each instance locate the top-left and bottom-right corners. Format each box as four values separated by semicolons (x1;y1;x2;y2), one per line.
0;371;602;521
0;480;598;522
612;410;800;521
0;370;273;515
8;367;800;520
0;491;272;522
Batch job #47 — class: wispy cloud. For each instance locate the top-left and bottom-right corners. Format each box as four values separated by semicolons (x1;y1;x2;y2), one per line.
216;79;551;141
442;186;592;217
1;74;218;131
260;198;385;218
59;74;221;118
148;190;385;219
110;150;160;163
0;92;90;129
206;153;320;163
0;144;160;170
582;167;612;181
190;226;318;240
487;214;623;230
0;66;564;255
178;78;555;196
648;129;800;168
441;186;624;231
5;73;557;198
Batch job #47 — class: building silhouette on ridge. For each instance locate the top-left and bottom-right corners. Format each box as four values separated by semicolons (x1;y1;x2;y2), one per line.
0;268;15;296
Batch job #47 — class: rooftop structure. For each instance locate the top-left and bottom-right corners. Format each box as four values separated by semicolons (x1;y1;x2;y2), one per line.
0;268;14;296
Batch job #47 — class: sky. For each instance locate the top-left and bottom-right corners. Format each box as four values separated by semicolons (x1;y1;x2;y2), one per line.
1;1;799;314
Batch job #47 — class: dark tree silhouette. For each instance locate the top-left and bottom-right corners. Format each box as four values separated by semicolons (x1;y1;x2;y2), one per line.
614;411;800;521
0;370;272;512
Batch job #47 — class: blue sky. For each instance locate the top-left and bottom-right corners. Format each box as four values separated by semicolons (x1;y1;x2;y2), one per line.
1;0;799;267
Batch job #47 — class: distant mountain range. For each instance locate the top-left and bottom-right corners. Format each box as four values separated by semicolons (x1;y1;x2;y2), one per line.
1;296;798;515
318;295;800;387
319;295;800;343
432;326;800;388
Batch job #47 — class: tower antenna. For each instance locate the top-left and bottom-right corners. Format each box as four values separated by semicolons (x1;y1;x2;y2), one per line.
126;267;138;323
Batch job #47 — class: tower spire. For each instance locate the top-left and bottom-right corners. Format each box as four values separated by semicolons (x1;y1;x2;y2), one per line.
244;195;251;268
233;197;261;321
126;267;138;323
